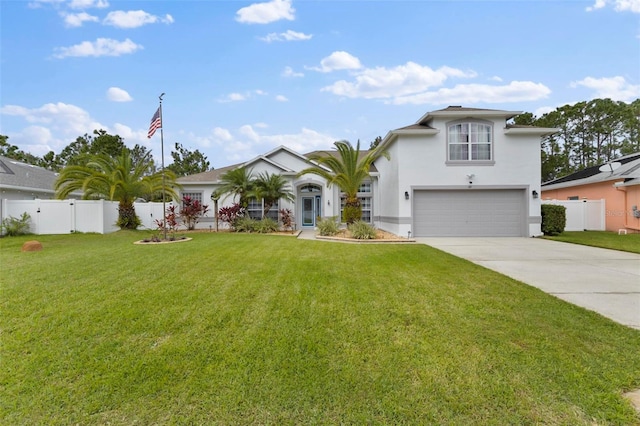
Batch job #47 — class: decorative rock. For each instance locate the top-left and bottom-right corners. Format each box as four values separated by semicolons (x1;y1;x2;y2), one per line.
21;241;43;252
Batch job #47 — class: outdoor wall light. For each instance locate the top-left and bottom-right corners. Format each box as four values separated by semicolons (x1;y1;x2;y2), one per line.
405;191;410;200
532;190;539;199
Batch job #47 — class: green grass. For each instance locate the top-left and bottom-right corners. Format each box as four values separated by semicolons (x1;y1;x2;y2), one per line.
2;231;640;424
544;230;640;254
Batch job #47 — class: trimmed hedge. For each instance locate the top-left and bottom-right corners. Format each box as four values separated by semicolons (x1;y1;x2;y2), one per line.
541;204;566;236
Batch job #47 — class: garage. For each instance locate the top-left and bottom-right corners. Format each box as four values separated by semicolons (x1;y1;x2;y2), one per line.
413;189;526;237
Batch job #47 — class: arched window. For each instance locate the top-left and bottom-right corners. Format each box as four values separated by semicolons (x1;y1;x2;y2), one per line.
448;121;492;161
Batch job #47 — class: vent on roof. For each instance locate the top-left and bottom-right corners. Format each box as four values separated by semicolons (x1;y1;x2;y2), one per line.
449;105;462;108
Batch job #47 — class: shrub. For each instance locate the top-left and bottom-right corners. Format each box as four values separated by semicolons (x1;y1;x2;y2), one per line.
279;208;294;232
317;216;340;236
219;203;246;231
234;217;257;233
541;204;566;236
348;220;377;239
1;212;32;236
180;196;209;230
255;218;279;233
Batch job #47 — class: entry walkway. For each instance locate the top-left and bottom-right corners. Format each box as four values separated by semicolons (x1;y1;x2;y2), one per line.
416;237;640;330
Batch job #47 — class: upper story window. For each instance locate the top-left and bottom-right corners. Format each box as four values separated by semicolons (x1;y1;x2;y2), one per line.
448;122;492;161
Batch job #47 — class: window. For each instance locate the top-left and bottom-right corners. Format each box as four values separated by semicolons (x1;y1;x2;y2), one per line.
448;122;492;161
358;182;372;193
339;181;373;223
182;192;202;204
340;197;372;223
247;198;279;220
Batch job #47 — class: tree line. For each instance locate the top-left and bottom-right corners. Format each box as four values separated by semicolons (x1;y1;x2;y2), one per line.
0;130;210;178
513;98;639;182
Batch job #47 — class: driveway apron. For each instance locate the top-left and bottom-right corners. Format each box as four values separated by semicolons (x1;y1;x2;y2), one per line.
416;237;640;330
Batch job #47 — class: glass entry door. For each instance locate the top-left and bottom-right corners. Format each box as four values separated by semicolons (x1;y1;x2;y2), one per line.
302;197;315;226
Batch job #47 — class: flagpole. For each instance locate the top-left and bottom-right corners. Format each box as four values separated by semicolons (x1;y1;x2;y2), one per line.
159;92;166;240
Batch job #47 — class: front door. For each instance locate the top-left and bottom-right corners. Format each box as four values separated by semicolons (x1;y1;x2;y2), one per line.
302;196;315;227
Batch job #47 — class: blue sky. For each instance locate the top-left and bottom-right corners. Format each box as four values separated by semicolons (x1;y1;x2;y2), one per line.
1;0;639;168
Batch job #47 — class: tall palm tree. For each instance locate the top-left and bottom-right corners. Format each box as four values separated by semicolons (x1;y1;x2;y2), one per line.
250;172;295;216
54;149;179;229
218;166;254;209
299;140;389;224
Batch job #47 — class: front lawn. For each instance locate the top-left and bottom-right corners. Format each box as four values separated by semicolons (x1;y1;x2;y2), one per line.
544;230;640;254
1;231;639;424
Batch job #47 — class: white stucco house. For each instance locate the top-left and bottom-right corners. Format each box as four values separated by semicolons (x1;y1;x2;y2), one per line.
177;106;558;237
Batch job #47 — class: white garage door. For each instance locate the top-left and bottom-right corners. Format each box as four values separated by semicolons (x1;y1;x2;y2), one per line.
413;189;526;237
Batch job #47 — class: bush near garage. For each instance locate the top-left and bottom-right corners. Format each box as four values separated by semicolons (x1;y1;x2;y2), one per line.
541;204;566;236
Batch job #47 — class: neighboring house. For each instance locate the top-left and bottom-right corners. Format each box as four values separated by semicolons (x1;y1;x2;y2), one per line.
178;106;557;237
541;152;640;232
0;155;61;201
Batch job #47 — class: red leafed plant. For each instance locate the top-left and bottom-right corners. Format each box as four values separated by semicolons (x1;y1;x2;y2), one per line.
180;196;209;230
218;203;246;231
279;208;294;232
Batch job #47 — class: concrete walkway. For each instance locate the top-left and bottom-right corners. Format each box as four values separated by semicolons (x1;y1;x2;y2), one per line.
416;237;640;330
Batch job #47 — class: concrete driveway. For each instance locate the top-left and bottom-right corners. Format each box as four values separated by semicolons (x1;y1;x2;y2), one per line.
416;237;640;330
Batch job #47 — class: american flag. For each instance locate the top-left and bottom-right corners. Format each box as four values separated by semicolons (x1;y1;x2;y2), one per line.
147;107;162;138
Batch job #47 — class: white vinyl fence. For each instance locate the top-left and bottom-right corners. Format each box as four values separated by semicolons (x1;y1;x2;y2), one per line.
1;199;170;235
542;199;606;231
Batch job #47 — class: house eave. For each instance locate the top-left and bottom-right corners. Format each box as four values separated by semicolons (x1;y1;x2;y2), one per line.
504;127;560;136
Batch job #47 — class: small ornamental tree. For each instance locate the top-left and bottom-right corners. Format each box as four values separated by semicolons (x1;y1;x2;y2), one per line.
179;195;209;230
155;204;180;238
279;208;294;232
219;203;246;231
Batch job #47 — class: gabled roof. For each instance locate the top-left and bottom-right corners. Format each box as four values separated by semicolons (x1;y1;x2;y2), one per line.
0;156;60;194
178;146;319;184
542;152;640;189
416;105;523;125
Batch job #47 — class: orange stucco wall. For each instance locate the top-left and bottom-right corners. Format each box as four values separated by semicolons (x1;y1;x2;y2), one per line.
542;180;640;232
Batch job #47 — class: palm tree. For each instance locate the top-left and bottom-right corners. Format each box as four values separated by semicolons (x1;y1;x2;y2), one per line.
54;149;179;229
250;172;295;216
218;166;254;209
299;140;389;224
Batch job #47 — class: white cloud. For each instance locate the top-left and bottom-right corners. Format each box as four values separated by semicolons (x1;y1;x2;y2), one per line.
388;81;552;105
53;38;142;58
0;102;105;154
106;87;133;102
28;0;65;9
213;127;233;141
310;51;362;73
587;0;640;12
282;66;303;78
68;0;109;9
260;30;312;42
322;62;477;99
570;75;640;101
275;95;288;102
103;10;174;28
489;76;503;82
236;0;295;24
60;11;98;27
218;93;248;103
